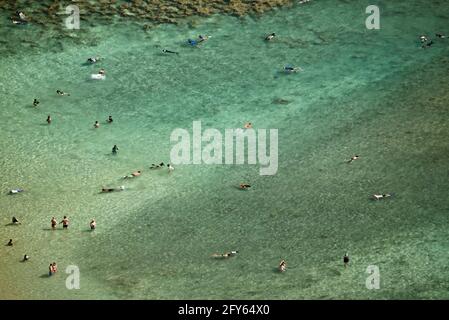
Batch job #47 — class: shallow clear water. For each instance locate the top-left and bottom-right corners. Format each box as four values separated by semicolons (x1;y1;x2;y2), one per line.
1;0;449;299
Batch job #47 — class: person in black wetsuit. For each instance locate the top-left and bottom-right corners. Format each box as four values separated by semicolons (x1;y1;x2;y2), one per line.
162;49;179;54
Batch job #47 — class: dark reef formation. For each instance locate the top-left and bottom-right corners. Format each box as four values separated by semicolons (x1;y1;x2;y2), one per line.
1;0;295;27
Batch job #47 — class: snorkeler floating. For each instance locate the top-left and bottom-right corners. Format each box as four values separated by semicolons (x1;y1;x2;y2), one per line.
87;56;101;64
9;188;24;194
239;183;251;190
265;33;276;41
101;186;125;193
123;171;141;179
283;65;303;73
150;162;165;169
347;155;360;163
211;250;239;258
372;193;393;200
187;35;210;46
162;49;179;54
56;90;70;96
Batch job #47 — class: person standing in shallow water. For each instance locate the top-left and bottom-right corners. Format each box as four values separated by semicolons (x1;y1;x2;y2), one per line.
90;219;96;230
46;115;52;124
107;116;113;123
112;145;119;154
94;121;100;128
60;216;69;229
7;239;13;246
343;253;350;267
51;217;57;230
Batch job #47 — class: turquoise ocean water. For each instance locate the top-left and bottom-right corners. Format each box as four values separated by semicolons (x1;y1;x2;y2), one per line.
1;0;449;299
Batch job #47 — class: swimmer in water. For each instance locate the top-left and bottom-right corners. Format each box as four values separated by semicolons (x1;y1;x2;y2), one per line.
46;115;52;124
98;69;105;75
12;19;27;25
94;121;100;128
101;186;125;193
436;33;446;39
239;183;251;190
419;35;428;43
87;56;101;64
372;193;392;200
112;145;119;154
279;259;287;272
33;99;40;107
187;39;198;46
107;115;113;123
284;65;302;73
198;35;210;42
212;250;238;258
90;219;96;230
56;90;70;96
12;217;21;225
244;122;252;129
162;49;179;54
422;40;434;48
123;171;141;179
7;239;13;246
17;11;27;21
265;33;276;41
9;189;24;194
347;155;359;163
150;162;165;169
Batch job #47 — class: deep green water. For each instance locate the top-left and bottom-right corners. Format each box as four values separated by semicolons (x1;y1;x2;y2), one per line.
1;0;449;299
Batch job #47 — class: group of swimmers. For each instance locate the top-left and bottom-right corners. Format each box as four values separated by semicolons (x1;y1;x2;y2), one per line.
6;24;409;280
420;33;446;48
6;213;95;273
93;116;113;128
50;216;69;229
48;262;57;276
